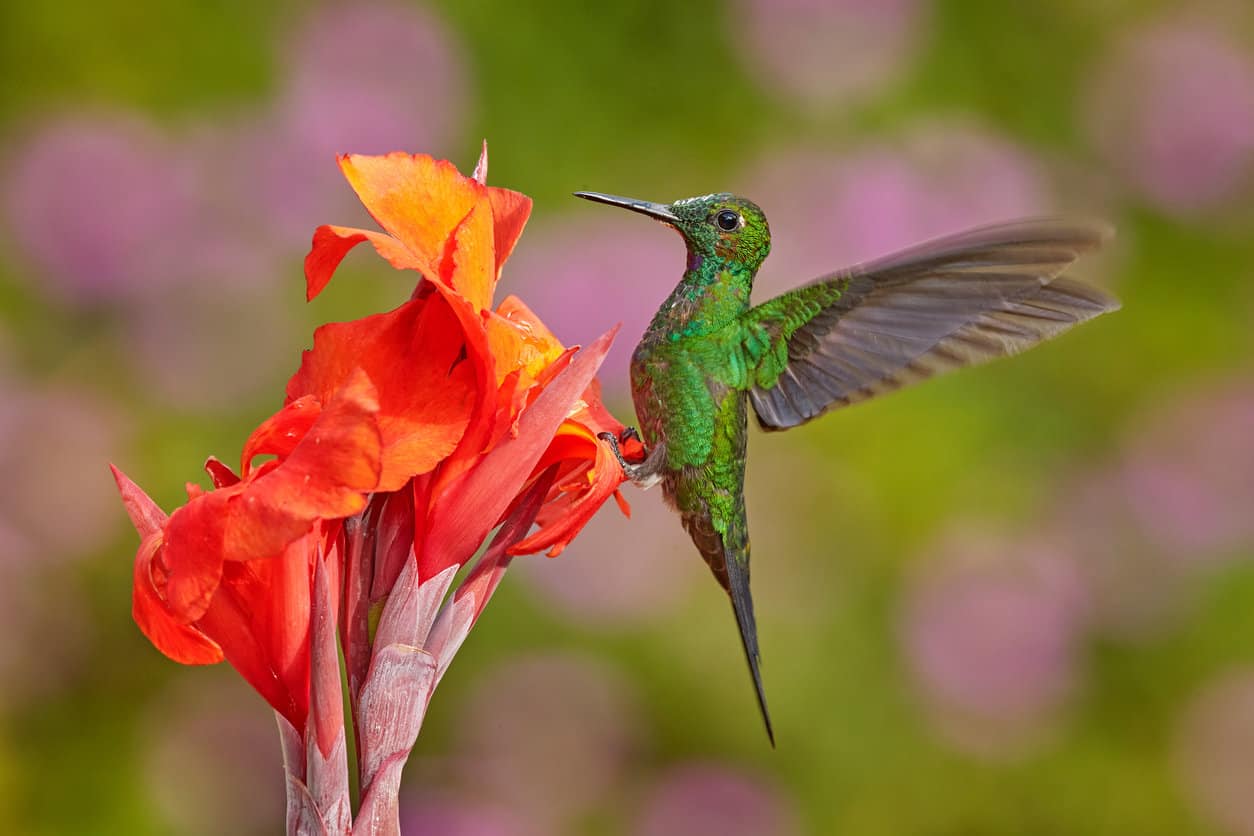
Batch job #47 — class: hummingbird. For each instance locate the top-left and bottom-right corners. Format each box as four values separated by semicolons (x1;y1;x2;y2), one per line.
574;190;1119;745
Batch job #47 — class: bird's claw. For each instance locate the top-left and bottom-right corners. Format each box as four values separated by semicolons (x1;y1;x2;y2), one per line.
598;431;630;470
598;427;665;489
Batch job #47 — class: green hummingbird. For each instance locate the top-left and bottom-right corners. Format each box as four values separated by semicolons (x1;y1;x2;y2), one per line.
574;190;1119;745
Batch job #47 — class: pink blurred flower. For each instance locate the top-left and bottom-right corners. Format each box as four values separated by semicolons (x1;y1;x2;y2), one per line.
1119;380;1254;560
1086;18;1254;216
900;528;1089;755
454;652;644;831
1043;379;1254;641
730;0;925;111
3;114;203;304
632;762;800;836
515;488;700;626
283;3;464;159
744;125;1049;301
246;2;468;249
1050;468;1198;641
1174;668;1254;836
505;217;686;395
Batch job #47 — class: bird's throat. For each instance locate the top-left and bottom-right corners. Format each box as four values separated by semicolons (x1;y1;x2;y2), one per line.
644;253;756;342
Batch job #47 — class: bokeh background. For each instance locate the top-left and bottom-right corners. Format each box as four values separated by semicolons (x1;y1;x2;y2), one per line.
2;0;1253;833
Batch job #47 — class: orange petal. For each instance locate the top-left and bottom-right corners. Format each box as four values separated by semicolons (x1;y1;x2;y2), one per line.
338;152;483;277
489;296;566;385
487;187;531;274
305;225;429;301
225;369;383;561
419;327;617;580
444;194;496;311
421;280;502;492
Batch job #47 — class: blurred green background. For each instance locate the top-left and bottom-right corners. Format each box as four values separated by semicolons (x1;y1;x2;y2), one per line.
2;1;1254;833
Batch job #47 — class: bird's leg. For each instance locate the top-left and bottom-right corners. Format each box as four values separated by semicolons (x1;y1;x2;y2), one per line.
598;429;667;489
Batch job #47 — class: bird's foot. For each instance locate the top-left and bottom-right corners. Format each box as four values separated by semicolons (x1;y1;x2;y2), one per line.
598;429;665;489
597;431;632;470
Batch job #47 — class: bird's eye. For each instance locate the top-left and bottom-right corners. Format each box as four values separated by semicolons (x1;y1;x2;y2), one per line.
715;210;740;231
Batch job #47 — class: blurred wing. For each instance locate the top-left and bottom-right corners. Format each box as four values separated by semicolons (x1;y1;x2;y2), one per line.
742;219;1120;430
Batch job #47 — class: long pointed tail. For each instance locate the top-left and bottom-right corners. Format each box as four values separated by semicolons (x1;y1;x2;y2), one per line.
682;504;775;746
725;542;774;746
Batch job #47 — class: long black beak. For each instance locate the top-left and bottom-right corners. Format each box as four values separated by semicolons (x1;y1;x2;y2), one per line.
573;191;679;224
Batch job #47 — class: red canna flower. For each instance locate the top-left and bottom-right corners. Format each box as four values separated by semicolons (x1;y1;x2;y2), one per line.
113;143;641;835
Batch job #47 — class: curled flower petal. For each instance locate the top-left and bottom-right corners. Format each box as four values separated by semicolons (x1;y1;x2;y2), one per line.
225;370;383;559
132;535;224;665
338;152;483;277
304;224;427;301
287;297;474;489
151;370;383;621
241;396;322;475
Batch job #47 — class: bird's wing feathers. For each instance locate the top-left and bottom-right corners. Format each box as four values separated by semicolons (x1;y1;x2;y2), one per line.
740;219;1120;431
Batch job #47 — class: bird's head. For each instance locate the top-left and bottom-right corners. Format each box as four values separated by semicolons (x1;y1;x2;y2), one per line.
574;191;771;272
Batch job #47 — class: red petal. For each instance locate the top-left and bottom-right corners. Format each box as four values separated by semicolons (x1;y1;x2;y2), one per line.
286;297;476;490
240;396;321;475
111;464;168;540
613;489;632;517
510;439;624;556
308;554;344;759
197;530;317;728
225;369;383;561
131;534;224;664
304;224;430;301
204;457;241;489
419;327;618;580
420;283;501;491
160;373;381;620
161;489;233;620
453;465;555;620
369;481;416;602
